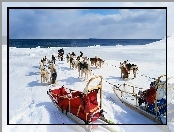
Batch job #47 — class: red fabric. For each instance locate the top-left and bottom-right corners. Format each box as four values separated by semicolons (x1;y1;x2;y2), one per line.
58;98;69;110
145;87;156;104
84;96;90;113
50;87;101;123
71;91;83;98
69;98;82;111
76;111;88;122
88;91;98;111
51;87;67;97
83;90;99;113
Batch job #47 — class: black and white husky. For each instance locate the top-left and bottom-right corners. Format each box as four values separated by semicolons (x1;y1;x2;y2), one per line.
77;58;91;80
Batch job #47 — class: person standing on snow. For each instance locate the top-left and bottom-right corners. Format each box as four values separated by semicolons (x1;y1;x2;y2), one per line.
58;48;64;61
52;55;56;64
60;48;64;61
80;51;83;57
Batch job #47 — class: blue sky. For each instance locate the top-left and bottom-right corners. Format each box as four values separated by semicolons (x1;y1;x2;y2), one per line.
80;9;120;15
2;2;171;39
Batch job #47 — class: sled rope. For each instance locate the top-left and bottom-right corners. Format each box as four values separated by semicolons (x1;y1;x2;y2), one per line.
58;58;166;124
51;56;167;126
91;70;167;122
105;79;144;92
91;70;163;94
105;62;117;68
81;60;165;108
137;72;156;80
92;71;144;93
104;61;166;81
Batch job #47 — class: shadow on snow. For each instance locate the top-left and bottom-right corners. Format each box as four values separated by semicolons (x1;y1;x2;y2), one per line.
27;80;46;87
59;77;82;85
36;102;75;124
25;71;40;76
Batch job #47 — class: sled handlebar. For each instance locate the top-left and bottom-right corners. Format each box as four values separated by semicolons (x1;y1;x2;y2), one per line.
85;75;103;93
84;75;103;109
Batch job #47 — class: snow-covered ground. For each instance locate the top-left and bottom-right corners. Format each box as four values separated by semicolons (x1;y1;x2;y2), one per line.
2;34;174;132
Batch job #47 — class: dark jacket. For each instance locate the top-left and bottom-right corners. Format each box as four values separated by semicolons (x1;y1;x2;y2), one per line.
59;49;64;55
80;52;83;57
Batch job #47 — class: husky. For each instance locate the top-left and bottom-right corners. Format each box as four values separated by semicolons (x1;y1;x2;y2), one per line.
77;58;91;80
119;62;129;79
90;56;105;68
122;60;138;78
70;55;78;69
40;68;49;83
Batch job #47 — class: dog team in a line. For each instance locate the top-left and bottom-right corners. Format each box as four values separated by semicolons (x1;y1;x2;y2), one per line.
39;48;138;84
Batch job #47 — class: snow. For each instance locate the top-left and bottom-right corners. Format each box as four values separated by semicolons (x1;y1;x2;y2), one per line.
2;35;174;132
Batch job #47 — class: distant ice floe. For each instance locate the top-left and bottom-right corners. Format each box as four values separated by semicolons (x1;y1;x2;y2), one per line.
95;45;100;47
36;46;40;48
115;44;123;46
88;45;100;47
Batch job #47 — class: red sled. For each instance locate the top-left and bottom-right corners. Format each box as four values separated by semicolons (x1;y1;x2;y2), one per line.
47;75;105;124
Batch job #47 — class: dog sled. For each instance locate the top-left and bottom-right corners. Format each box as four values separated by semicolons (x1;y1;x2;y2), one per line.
112;74;167;125
47;75;118;131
